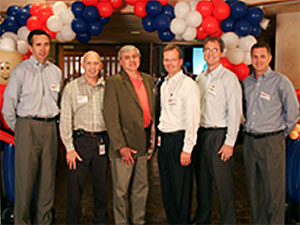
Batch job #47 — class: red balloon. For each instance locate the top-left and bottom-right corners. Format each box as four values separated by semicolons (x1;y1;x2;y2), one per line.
202;16;219;34
196;25;208;40
26;16;43;31
82;0;99;6
134;1;147;18
125;0;139;6
96;2;113;17
111;0;123;8
211;0;223;6
232;63;250;81
221;57;233;70
213;2;230;21
196;0;213;18
30;2;44;16
38;5;54;24
210;26;223;37
157;0;168;6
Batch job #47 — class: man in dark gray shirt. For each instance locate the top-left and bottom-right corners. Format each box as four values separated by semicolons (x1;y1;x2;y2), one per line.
2;29;62;225
243;42;299;224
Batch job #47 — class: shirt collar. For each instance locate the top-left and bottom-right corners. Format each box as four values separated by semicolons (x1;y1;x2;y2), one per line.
79;75;105;87
204;64;223;77
29;55;49;68
166;70;184;83
252;67;272;80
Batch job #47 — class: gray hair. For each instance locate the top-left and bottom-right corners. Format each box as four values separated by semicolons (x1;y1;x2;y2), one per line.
117;45;141;61
82;50;101;63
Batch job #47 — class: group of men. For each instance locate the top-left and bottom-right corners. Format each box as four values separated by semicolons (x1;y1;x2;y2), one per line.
1;29;299;225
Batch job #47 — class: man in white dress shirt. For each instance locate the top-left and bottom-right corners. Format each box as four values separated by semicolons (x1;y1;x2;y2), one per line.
193;37;243;224
158;44;200;224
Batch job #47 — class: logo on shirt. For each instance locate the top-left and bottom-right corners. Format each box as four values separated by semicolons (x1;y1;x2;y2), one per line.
260;91;270;101
208;85;216;96
50;84;60;92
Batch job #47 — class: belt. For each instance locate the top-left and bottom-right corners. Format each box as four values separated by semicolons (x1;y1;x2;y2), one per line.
83;130;106;136
200;127;227;131
25;116;57;122
245;130;283;139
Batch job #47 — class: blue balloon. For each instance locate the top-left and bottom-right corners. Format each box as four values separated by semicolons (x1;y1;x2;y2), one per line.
72;18;88;33
221;16;236;32
234;19;252;36
245;7;264;25
88;21;103;36
0;23;5;36
71;1;86;18
99;16;110;25
7;5;21;17
162;4;175;20
250;25;261;37
24;3;32;11
76;32;91;43
154;14;170;31
142;16;157;32
231;1;248;19
16;9;31;26
3;16;19;33
158;29;174;42
146;1;162;18
82;6;99;22
225;0;238;7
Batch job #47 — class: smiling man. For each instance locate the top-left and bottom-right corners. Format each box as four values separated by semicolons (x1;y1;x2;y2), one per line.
194;37;243;225
59;51;109;224
243;42;299;224
2;29;62;225
103;45;155;225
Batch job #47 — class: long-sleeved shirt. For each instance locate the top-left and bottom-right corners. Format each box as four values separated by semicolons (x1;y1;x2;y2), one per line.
243;68;299;136
158;70;201;153
196;64;243;147
2;56;62;131
59;75;106;152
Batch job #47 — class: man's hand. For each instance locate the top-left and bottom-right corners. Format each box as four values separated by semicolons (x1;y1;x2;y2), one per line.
180;151;192;166
66;150;82;170
120;147;137;166
217;144;234;162
147;124;156;160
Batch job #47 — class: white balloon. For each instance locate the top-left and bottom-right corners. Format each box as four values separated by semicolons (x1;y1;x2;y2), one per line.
1;32;18;41
185;11;202;27
243;51;252;65
55;32;65;43
174;2;191;19
0;37;17;52
189;0;199;11
170;18;187;35
175;34;183;41
47;16;63;32
239;35;257;52
226;48;245;65
221;32;239;50
59;8;75;25
53;1;68;16
182;26;197;41
60;24;76;42
17;26;30;41
17;40;29;55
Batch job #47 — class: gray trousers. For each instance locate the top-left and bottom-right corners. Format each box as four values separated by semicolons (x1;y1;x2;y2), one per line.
243;132;285;225
194;128;236;225
111;155;148;225
14;117;57;225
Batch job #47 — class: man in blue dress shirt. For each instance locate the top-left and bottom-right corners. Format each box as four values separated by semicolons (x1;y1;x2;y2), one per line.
243;42;299;224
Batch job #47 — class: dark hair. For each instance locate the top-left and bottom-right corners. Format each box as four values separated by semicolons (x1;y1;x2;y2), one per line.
27;29;51;46
203;37;225;52
251;42;272;55
163;44;183;59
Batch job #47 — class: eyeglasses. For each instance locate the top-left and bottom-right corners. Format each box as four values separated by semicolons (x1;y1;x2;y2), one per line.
204;48;219;53
122;54;140;60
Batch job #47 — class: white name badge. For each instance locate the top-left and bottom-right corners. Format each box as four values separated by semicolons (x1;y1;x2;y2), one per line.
208;85;216;96
167;97;176;105
50;84;60;92
77;96;88;104
260;91;270;101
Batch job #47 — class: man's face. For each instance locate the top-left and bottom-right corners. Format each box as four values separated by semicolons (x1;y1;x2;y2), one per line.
82;53;102;79
204;40;223;69
28;34;50;65
163;48;183;77
119;49;141;73
251;47;272;76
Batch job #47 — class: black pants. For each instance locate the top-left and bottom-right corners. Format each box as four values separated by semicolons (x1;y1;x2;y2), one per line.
66;132;109;225
158;131;194;225
193;128;236;225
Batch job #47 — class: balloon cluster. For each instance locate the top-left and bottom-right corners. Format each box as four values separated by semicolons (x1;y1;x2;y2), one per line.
220;32;257;81
70;0;117;43
221;0;264;37
134;0;175;42
0;4;32;58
